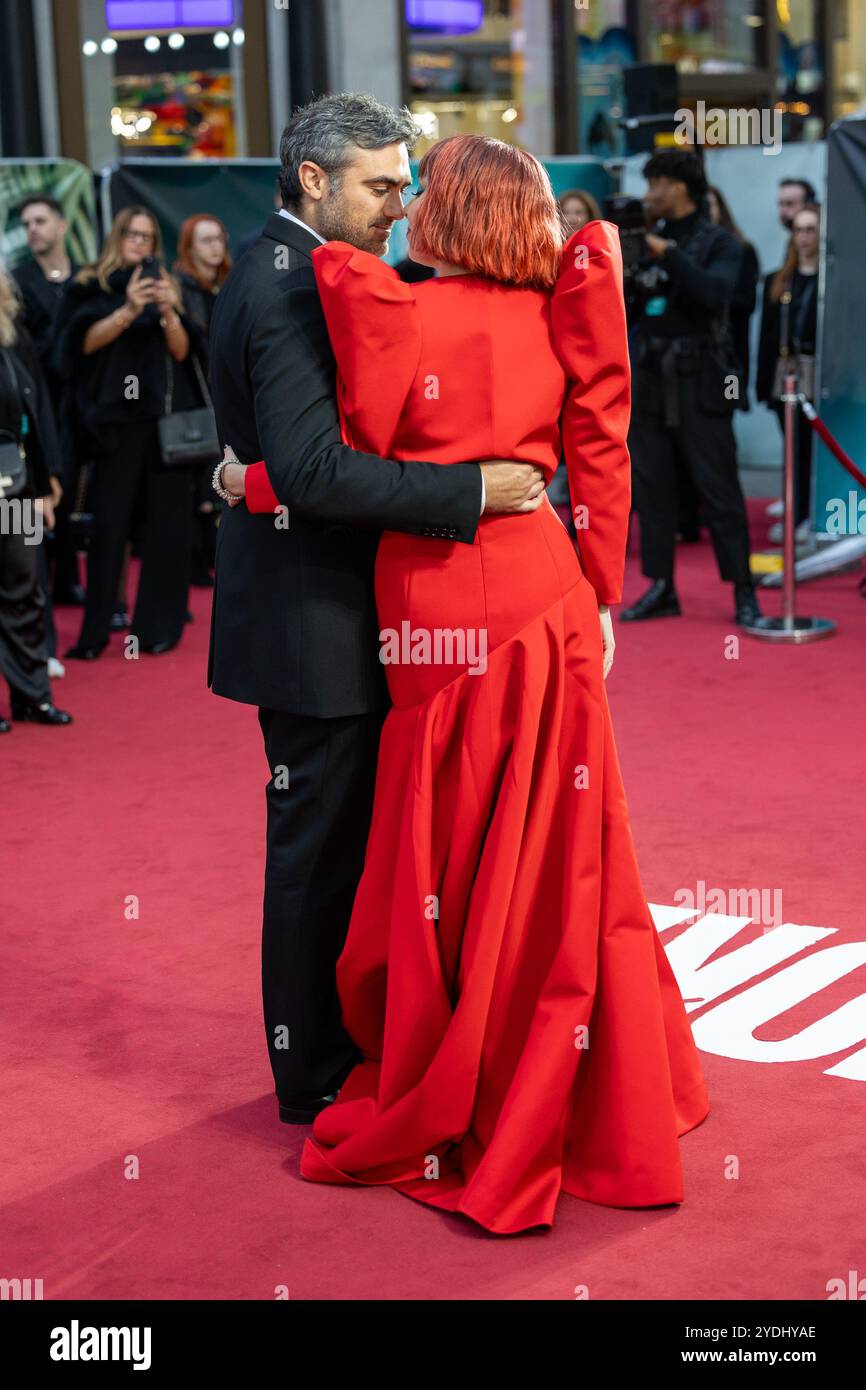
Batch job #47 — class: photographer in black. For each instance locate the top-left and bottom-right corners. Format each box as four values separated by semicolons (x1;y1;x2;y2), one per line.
621;150;761;626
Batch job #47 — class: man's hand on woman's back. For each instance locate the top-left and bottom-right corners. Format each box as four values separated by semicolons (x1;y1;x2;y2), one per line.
480;462;546;514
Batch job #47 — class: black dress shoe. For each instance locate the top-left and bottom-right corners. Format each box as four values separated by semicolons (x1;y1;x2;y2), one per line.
621;579;682;622
0;717;10;734
65;643;106;661
734;583;762;627
110;607;129;632
53;584;86;606
140;639;178;655
278;1092;339;1125
10;700;73;726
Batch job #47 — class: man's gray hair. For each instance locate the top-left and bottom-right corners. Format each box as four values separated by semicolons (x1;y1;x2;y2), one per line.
279;93;420;208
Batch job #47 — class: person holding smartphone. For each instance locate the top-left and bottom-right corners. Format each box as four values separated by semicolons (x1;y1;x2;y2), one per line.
55;206;192;659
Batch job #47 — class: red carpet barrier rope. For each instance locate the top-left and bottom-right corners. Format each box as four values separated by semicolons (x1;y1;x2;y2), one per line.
798;395;866;491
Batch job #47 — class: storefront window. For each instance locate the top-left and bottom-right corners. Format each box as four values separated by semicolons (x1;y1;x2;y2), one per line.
78;0;246;163
645;0;766;74
405;0;520;155
831;0;866;122
776;0;824;141
575;0;633;155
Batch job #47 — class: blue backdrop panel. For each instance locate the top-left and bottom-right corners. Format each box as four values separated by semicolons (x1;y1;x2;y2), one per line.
817;118;866;536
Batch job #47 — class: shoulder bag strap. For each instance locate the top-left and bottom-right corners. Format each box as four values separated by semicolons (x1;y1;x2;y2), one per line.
164;353;174;417
189;352;214;412
779;286;792;360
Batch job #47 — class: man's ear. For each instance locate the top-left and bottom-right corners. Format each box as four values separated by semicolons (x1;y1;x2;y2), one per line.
297;160;328;203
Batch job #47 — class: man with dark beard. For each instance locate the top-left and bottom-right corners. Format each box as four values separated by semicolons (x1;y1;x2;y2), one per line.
207;93;545;1125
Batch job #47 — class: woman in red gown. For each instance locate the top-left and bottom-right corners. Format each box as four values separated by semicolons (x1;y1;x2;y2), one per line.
244;135;709;1235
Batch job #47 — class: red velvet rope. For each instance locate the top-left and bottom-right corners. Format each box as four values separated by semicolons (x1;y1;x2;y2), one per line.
799;397;866;490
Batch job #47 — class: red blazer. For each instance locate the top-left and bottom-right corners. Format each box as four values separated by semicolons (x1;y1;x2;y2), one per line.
244;221;631;603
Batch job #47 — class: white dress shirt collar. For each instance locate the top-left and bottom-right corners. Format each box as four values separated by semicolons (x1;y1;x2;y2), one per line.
278;207;326;245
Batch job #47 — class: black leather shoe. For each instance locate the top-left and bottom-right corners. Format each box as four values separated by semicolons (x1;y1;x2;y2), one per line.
53;584;86;606
140;640;178;655
65;643;106;661
110;607;129;632
734;583;762;627
10;700;73;726
621;579;682;622
0;717;10;734
278;1092;339;1125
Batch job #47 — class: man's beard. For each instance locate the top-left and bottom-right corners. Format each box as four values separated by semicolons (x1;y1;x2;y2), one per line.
317;189;390;256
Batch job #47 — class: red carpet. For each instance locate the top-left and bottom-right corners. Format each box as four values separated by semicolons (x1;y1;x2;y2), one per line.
2;506;864;1300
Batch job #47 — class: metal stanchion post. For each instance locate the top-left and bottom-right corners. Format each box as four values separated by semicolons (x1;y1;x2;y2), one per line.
743;372;836;642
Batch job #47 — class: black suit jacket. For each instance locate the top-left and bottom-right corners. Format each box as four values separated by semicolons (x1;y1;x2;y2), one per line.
208;212;482;717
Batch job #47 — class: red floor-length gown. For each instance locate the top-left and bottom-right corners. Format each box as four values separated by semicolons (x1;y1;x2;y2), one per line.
245;222;710;1234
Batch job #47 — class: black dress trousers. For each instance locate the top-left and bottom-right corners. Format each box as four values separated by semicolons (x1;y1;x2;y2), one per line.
257;705;386;1103
629;369;753;585
0;527;51;703
76;420;191;651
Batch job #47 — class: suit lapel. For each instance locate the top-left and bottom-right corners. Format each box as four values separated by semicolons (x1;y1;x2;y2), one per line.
262;211;322;261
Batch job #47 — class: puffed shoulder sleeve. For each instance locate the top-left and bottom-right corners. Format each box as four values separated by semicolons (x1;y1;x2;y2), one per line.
312;241;422;458
550;221;631;605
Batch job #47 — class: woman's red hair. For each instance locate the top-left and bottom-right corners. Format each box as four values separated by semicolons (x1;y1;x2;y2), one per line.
412;135;563;291
175;213;232;288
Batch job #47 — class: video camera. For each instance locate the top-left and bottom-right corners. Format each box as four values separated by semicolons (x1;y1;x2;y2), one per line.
603;194;668;317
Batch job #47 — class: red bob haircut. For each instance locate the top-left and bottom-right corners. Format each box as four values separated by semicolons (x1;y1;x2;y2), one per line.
412;135;563;291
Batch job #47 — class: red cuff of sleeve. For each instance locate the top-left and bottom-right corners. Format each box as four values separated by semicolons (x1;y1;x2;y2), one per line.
245;460;280;514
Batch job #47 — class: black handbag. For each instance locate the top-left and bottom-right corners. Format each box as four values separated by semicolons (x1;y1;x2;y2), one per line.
0;350;28;500
157;353;220;467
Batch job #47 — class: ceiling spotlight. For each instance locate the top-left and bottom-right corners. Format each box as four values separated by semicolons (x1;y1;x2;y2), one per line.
144;35;160;52
82;40;98;56
502;106;518;123
213;30;230;49
232;27;245;45
168;32;185;49
101;37;118;55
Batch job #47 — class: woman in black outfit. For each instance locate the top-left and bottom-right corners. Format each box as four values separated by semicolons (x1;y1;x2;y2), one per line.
707;186;760;398
0;269;71;732
174;214;231;585
757;202;820;531
56;206;192;659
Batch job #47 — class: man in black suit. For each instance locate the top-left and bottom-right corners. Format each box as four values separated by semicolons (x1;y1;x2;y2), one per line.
208;93;544;1124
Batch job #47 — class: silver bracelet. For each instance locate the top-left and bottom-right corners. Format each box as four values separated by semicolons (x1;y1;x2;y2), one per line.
212;460;237;503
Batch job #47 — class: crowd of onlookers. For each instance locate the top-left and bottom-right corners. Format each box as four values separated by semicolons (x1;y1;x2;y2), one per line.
548;171;819;624
0;171;820;730
1;195;234;731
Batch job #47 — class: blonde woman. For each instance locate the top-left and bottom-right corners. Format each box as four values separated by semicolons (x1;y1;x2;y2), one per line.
56;206;192;659
0;268;71;731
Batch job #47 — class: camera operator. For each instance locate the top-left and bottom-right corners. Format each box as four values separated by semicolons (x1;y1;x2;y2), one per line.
621;150;761;627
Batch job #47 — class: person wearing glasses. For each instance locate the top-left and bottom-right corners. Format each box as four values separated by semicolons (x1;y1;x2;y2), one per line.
55;206;192;659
